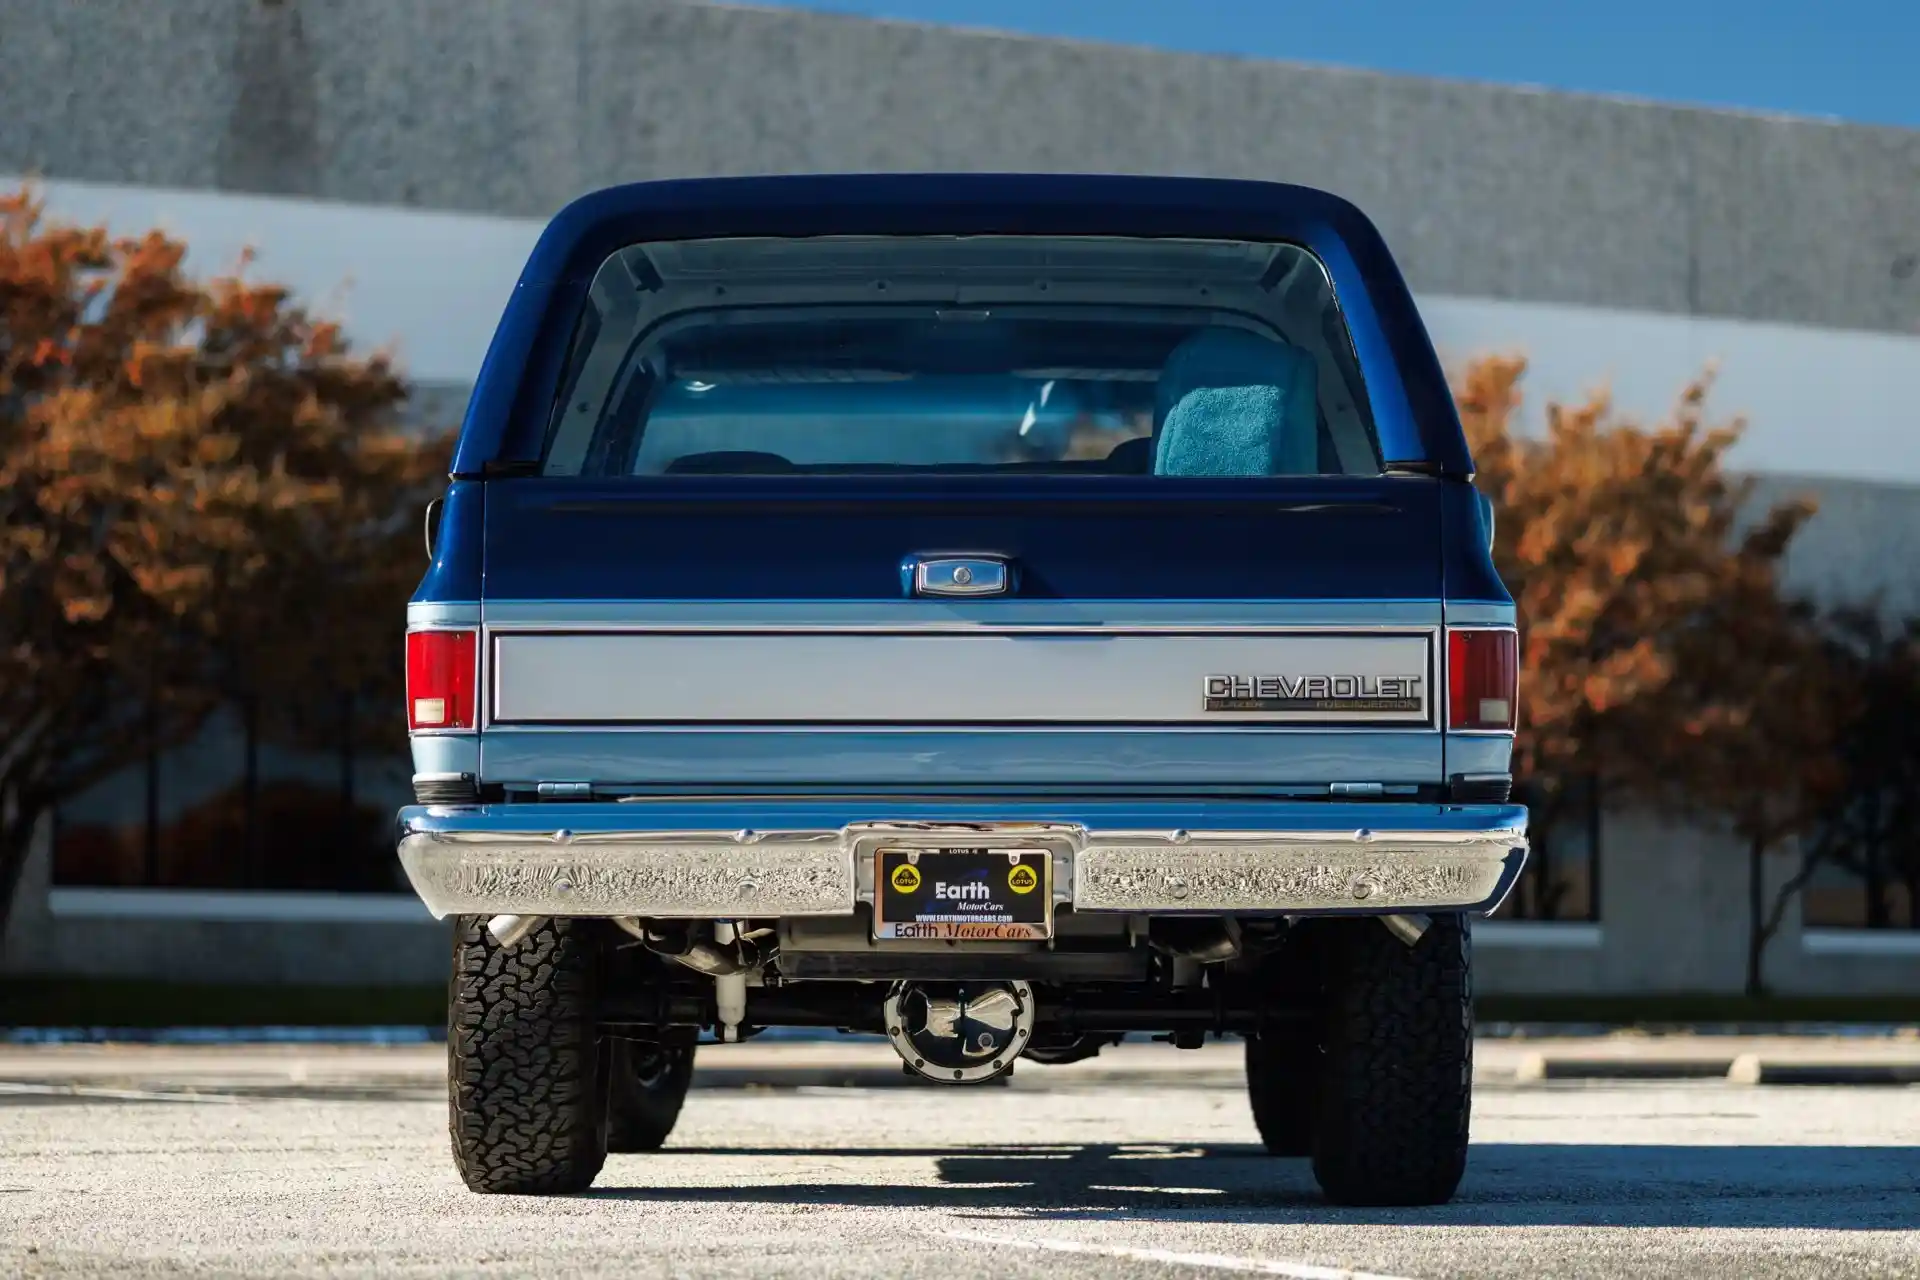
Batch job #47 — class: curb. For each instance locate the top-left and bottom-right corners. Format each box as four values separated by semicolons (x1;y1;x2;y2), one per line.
1510;1053;1734;1081
1510;1051;1920;1085
1725;1054;1920;1086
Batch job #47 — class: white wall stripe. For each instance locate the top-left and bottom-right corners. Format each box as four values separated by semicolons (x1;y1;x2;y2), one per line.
1800;928;1920;957
1476;920;1604;949
10;176;538;386
46;887;436;924
1424;295;1920;486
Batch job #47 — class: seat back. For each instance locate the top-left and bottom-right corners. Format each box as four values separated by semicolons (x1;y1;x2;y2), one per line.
1152;330;1319;477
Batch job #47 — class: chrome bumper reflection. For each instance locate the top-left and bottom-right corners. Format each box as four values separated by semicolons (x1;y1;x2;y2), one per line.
396;800;1528;920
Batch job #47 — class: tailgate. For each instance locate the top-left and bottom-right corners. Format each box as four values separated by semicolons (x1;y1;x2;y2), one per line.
476;476;1447;789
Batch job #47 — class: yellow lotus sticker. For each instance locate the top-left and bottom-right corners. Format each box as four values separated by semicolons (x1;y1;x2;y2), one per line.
890;862;922;893
1007;863;1039;895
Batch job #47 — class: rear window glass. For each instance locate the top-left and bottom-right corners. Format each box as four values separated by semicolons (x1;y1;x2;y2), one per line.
540;236;1380;478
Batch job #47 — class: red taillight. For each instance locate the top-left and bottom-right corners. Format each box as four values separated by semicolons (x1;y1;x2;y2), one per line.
1447;628;1518;731
406;630;477;731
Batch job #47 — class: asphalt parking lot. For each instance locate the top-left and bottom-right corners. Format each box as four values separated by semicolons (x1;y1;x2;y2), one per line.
2;1038;1916;1279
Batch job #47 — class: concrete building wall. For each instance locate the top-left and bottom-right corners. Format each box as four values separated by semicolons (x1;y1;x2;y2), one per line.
3;0;1918;997
5;0;1917;335
1;822;451;986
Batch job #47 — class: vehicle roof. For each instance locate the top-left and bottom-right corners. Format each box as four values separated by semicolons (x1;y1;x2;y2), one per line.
452;173;1469;477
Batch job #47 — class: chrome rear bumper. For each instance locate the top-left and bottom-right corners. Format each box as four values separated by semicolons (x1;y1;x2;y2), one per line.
397;799;1528;920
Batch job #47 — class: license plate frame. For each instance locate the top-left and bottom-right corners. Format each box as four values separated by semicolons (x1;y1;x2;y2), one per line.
872;846;1053;941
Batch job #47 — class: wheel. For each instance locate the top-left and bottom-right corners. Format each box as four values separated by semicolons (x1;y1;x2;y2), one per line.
606;1039;695;1152
447;915;609;1194
1245;1032;1317;1156
1242;924;1327;1157
1309;914;1473;1207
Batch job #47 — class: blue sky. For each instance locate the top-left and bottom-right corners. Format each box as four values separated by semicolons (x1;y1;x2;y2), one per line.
771;0;1915;129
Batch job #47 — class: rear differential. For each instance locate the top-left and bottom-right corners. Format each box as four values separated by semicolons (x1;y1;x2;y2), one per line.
884;980;1035;1083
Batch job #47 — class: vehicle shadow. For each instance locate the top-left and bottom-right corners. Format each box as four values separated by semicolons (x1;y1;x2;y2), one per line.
589;1141;1920;1229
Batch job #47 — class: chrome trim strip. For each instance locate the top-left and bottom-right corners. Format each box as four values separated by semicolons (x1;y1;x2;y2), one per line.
1442;601;1518;627
481;723;1446;734
407;601;482;628
477;599;1447;628
473;726;1446;786
396;801;1527;919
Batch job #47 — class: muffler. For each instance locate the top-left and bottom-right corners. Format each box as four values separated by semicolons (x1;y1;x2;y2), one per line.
884;980;1035;1084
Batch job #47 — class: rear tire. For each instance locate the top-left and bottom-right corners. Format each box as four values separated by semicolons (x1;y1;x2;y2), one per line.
448;915;609;1195
1309;914;1473;1207
606;1039;695;1153
1245;1032;1318;1156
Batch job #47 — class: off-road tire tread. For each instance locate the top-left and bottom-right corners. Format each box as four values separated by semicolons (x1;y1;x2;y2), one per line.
1310;915;1472;1207
448;915;608;1194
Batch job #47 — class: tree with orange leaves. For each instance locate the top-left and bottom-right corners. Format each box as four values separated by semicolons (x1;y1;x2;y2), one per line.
0;187;451;927
1456;354;1822;938
1663;589;1858;993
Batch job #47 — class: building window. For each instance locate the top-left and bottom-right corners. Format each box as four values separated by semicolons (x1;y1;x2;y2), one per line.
52;695;412;894
1800;843;1919;929
1492;773;1601;921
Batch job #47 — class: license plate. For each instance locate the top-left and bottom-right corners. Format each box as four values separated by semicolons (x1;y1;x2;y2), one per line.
873;847;1052;940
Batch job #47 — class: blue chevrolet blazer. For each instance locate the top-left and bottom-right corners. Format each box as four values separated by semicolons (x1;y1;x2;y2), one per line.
396;173;1528;1206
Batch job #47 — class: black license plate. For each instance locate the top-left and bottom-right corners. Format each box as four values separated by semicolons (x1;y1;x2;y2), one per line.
873;847;1052;940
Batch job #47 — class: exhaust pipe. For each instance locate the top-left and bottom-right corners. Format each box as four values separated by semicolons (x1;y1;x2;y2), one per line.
614;918;753;1041
487;914;543;948
1148;917;1242;963
1380;913;1431;947
614;918;748;976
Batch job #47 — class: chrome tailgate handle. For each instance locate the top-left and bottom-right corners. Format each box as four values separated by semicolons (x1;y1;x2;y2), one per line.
907;555;1013;598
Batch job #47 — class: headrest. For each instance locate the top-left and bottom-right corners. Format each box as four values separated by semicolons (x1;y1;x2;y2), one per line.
1152;329;1319;477
1104;435;1155;474
663;450;794;474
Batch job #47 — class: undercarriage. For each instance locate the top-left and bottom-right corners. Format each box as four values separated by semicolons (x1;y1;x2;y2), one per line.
446;906;1478;1208
591;910;1336;1061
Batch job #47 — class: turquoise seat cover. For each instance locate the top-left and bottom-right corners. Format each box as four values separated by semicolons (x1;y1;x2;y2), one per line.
1152;329;1319;477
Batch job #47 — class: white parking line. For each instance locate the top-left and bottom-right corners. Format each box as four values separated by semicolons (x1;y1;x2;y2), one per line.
939;1229;1417;1279
0;1081;243;1105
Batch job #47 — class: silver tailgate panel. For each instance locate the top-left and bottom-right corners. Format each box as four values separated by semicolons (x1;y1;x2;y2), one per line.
489;630;1434;726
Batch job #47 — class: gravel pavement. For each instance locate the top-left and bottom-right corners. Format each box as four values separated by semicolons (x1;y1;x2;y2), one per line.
1;1038;1916;1279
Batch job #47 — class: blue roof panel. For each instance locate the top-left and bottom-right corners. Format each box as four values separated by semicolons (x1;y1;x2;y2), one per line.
450;173;1468;476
